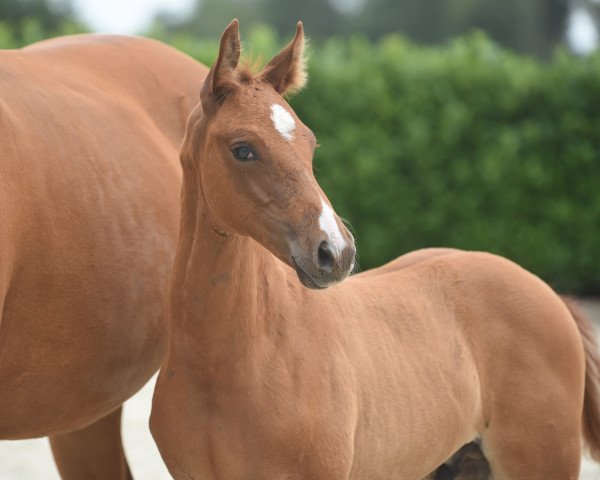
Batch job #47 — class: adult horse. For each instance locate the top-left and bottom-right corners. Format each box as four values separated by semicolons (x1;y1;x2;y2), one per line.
151;20;600;479
0;34;205;477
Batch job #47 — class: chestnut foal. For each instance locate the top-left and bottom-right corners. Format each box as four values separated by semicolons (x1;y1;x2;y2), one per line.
151;21;600;480
0;34;205;478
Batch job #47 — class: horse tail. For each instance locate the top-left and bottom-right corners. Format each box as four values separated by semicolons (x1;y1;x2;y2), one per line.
561;296;600;462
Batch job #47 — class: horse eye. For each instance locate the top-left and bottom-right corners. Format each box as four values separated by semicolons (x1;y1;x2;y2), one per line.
232;145;257;161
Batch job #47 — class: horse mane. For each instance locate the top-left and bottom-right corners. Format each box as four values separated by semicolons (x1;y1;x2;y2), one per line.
237;56;264;85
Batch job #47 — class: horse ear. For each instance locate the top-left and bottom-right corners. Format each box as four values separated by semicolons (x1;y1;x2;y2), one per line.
259;21;307;96
200;19;241;108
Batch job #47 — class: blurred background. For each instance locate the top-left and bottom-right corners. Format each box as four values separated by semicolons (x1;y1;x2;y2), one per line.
1;1;600;479
1;0;599;295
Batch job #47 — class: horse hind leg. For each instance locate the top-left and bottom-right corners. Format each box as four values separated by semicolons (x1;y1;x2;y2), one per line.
423;442;491;480
424;429;578;480
478;392;582;480
441;442;490;480
429;429;580;480
49;405;133;480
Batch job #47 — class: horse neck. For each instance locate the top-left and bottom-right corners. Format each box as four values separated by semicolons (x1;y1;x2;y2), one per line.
168;161;293;372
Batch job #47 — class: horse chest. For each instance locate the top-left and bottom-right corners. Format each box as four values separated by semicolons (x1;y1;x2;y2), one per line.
153;346;357;480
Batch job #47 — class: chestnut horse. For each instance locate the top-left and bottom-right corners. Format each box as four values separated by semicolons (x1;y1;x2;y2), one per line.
151;20;600;479
0;35;205;477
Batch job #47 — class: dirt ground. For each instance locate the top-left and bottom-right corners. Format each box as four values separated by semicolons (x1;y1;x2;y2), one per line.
1;300;600;479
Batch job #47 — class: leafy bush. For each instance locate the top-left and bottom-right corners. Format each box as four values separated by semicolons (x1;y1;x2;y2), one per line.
294;32;600;294
0;18;85;48
168;29;600;293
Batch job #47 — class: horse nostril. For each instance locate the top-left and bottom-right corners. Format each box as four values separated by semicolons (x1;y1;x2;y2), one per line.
317;241;335;273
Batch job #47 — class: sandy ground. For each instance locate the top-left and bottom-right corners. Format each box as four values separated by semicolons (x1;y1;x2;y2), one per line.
2;300;600;479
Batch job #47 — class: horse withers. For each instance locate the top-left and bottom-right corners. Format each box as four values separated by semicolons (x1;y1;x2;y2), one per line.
150;20;600;480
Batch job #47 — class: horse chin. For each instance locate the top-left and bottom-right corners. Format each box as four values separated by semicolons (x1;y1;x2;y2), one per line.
292;258;328;290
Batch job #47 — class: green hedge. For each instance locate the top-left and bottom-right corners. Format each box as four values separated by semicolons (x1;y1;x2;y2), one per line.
0;19;85;48
167;30;600;294
291;33;600;294
5;26;600;293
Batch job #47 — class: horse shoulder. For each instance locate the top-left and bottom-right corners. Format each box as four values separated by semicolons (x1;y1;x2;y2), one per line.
17;34;208;148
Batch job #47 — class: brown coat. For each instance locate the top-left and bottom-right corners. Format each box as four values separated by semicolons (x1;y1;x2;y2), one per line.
0;33;204;477
151;21;600;480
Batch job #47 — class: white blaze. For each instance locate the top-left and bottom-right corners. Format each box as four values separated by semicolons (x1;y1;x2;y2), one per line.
270;104;296;141
319;198;346;255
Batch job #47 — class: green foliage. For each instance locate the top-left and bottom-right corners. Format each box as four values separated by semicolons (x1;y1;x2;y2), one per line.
148;23;282;67
0;0;86;47
156;27;600;294
350;0;569;57
153;0;570;57
300;32;600;294
0;18;85;48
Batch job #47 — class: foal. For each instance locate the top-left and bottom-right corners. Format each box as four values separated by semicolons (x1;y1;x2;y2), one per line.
151;20;600;480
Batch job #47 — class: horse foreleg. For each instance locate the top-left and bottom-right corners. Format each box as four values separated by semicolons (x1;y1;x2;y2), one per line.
49;405;133;480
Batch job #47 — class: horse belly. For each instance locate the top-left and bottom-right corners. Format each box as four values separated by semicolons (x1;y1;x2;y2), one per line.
0;267;169;438
348;333;482;479
0;167;177;438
